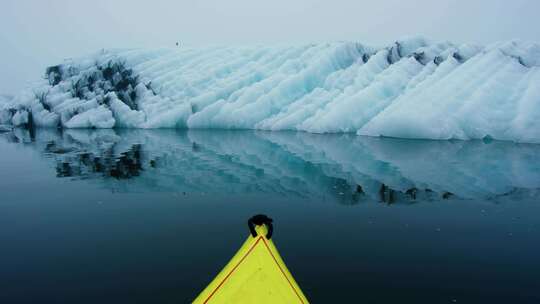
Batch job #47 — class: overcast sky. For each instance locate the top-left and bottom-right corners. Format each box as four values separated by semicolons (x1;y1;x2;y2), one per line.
1;0;539;94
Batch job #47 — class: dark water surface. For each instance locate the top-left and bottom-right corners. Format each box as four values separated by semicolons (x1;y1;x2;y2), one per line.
1;128;539;303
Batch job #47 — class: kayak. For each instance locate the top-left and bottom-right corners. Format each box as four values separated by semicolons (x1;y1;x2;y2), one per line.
193;215;309;303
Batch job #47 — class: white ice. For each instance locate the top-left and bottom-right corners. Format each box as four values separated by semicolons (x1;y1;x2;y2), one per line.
1;37;540;143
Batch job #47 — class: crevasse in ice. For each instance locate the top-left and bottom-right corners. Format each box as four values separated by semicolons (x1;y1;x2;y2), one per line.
1;37;540;143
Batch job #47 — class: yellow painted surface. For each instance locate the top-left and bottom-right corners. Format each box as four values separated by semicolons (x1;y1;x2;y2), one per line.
193;225;309;304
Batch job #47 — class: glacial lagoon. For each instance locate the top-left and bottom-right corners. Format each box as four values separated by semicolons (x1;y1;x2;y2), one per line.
1;128;539;303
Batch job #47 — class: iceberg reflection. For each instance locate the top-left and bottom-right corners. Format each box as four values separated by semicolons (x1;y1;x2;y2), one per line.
3;128;540;204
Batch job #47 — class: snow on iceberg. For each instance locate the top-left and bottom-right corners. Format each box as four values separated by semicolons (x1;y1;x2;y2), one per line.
2;37;540;143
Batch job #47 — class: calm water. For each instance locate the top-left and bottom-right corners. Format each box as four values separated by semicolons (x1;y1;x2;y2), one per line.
1;128;539;303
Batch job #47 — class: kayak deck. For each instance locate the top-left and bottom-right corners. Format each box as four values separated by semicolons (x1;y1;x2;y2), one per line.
193;219;308;303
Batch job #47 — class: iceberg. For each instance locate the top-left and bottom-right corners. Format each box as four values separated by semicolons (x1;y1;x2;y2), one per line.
2;37;540;143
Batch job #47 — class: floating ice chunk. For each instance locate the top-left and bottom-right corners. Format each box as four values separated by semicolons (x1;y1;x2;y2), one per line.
31;106;60;127
108;93;146;128
64;105;115;128
488;40;540;67
2;37;540;143
144;102;192;128
11;109;29;127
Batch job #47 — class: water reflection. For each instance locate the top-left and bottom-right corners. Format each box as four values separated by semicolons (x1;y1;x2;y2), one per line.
2;127;540;204
51;142;144;179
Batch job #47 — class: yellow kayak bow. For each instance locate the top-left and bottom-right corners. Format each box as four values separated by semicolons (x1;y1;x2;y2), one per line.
193;215;309;304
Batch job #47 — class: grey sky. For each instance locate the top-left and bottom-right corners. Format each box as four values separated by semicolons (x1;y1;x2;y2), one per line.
1;0;539;94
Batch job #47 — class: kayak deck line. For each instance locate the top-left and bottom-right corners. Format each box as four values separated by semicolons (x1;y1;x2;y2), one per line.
193;215;309;304
202;236;305;304
201;236;266;304
258;236;306;304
